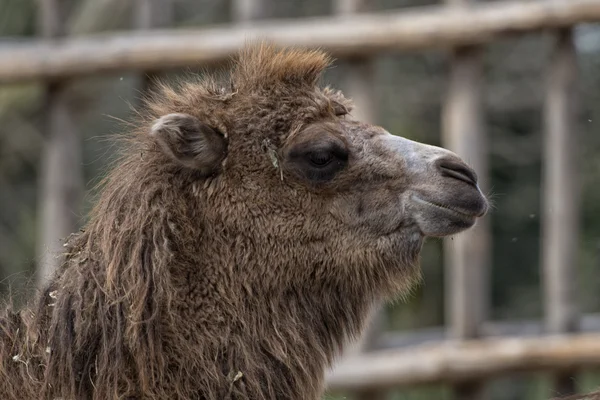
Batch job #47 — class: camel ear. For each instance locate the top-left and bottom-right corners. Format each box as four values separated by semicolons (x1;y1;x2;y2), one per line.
150;113;227;174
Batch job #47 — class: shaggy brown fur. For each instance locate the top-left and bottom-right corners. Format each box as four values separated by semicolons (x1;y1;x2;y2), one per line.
0;43;487;399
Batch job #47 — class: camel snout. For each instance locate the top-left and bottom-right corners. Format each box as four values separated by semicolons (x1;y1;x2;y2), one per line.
436;157;478;187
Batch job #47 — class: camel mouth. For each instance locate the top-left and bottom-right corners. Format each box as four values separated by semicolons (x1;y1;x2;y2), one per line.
412;195;486;219
408;189;488;237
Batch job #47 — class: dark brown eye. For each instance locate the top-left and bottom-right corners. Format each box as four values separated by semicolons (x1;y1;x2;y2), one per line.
308;151;333;167
285;138;349;184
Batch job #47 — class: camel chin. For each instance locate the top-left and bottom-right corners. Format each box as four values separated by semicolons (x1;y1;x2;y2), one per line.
408;188;488;237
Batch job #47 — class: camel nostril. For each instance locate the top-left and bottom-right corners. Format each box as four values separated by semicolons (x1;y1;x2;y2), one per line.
437;158;478;186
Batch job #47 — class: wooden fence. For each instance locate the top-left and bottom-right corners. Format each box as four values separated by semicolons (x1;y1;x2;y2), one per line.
2;0;600;398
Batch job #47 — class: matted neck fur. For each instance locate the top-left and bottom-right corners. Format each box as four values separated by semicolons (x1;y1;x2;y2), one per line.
0;43;488;400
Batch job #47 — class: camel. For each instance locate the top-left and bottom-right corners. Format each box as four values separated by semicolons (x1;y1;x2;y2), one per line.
0;43;488;399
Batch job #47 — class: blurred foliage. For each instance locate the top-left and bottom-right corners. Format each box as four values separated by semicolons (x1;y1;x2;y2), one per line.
1;0;600;398
0;0;36;37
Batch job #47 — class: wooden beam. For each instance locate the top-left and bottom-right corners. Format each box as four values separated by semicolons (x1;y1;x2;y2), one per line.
441;0;490;399
333;0;376;124
333;0;379;345
1;0;600;83
134;0;173;30
542;27;581;397
325;333;600;392
232;0;272;23
376;313;600;350
331;4;383;400
333;0;374;16
442;15;489;348
134;0;173;91
552;391;600;400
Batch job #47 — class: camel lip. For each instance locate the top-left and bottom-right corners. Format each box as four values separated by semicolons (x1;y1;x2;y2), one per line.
411;195;485;219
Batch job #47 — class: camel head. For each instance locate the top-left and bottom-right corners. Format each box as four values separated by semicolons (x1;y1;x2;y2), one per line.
146;43;488;298
0;42;491;400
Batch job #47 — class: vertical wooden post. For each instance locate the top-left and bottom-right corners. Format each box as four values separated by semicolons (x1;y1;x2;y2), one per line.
442;1;490;400
334;0;379;350
36;0;83;286
333;0;375;125
334;2;383;399
232;0;271;23
542;27;580;397
332;0;379;354
134;0;173;30
134;0;173;92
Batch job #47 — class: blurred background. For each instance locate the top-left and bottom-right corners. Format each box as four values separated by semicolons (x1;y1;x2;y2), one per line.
2;0;600;399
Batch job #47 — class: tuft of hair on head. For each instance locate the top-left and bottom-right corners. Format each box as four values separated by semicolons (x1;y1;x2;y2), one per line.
232;41;333;91
149;113;228;175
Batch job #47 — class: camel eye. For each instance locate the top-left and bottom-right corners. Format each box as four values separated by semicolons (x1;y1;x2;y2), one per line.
285;136;349;184
308;151;333;167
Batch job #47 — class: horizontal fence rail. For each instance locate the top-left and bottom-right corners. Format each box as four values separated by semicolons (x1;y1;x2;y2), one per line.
2;0;600;82
375;313;600;350
326;333;600;392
